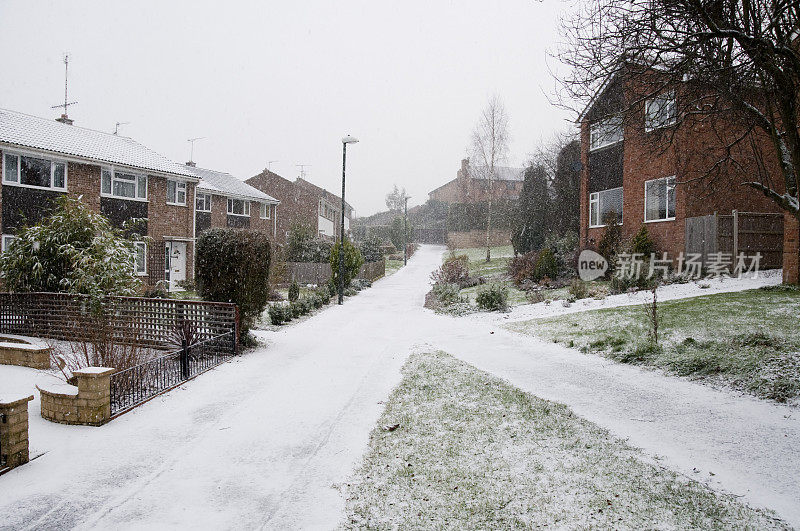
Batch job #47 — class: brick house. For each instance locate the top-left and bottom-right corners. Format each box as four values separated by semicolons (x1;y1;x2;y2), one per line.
183;164;279;240
578;73;786;271
0;108;199;291
428;158;524;204
246;170;353;244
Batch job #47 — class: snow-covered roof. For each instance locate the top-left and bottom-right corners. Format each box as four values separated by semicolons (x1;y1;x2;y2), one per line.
0;108;198;179
471;166;525;181
186;165;279;204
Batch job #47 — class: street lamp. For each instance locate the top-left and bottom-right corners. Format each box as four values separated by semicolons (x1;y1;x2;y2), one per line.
403;195;411;266
339;135;359;305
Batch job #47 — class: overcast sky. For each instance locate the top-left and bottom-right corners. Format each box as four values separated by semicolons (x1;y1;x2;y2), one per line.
0;0;576;216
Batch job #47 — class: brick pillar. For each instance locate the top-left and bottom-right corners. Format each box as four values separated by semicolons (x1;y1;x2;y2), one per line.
0;394;34;470
784;212;799;284
74;367;114;426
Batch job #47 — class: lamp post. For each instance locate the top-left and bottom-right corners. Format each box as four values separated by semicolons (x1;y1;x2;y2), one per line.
339;135;359;305
403;195;411;266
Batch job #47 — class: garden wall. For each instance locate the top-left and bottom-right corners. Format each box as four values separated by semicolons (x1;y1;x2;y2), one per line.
0;394;33;471
0;335;50;369
287;260;386;285
448;229;511;249
37;367;114;426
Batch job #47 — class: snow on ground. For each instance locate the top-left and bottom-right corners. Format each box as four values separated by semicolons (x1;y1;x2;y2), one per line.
0;245;798;529
474;268;783;325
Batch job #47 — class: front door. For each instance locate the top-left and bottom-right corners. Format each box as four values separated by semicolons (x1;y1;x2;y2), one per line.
164;242;187;291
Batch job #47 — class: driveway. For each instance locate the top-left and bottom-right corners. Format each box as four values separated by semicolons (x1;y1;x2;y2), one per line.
1;244;798;529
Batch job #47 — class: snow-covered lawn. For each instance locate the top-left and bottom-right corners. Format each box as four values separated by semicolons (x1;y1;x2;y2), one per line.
344;350;784;529
508;286;800;403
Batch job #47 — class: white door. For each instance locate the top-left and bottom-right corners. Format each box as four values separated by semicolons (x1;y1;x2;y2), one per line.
165;242;187;291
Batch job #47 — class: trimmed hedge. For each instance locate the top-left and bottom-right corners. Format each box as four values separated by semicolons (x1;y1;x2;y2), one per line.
196;228;271;336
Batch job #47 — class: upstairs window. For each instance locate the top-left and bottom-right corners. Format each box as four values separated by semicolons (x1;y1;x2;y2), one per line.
167;179;187;205
645;176;676;221
227;198;250;216
589;117;623;151
3;152;67;191
589;187;624;228
645;92;677;131
196;192;212;212
102;169;147;200
260;203;270;219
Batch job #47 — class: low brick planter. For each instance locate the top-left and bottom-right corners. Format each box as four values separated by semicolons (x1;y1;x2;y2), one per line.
37;367;114;426
0;394;33;471
0;335;50;369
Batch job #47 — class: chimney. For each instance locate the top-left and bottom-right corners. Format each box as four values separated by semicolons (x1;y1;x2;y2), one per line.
186;161;196;167
56;114;73;125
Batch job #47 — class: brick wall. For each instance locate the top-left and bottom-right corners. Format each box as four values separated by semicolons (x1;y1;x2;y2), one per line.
147;177;195;280
247;170;319;243
67;162;102;212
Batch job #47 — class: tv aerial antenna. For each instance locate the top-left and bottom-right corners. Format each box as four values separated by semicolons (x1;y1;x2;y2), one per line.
114;122;130;135
187;137;206;164
51;53;78;121
267;160;278;171
296;163;311;179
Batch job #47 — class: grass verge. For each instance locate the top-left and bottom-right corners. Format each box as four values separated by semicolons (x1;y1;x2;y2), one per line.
508;286;800;402
342;350;785;529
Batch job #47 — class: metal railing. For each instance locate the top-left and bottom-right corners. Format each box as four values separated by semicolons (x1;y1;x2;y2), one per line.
110;331;236;416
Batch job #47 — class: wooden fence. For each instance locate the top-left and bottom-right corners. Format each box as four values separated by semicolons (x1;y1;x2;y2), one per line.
0;292;239;348
286;259;386;285
685;211;784;269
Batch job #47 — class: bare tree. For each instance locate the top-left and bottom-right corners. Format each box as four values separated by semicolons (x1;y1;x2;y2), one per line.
385;184;409;212
471;95;510;262
555;0;800;219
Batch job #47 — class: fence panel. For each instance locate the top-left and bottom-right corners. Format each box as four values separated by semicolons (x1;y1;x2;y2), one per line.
686;211;783;269
358;259;386;281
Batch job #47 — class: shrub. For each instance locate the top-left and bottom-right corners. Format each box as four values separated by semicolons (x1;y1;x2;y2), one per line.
196;228;271;337
315;285;332;306
568;278;589;300
545;231;579;273
286;223;332;262
330;239;365;291
630;225;657;257
476;283;509;311
289;300;303;318
597;212;623;274
327;278;337;297
432;282;465;306
359;234;384;263
508;251;538;287
534;249;559;281
288;280;300;302
431;253;470;285
269;304;288;325
610;272;654;294
299;297;314;314
0;195;143;299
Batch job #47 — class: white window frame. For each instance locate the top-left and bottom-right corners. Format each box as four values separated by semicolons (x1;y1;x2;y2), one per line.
645;91;677;132
196;192;212;212
133;242;147;275
588;187;624;228
101;167;148;201
1;234;17;253
227;198;250;217
3;150;68;192
260;203;270;219
589;117;624;151
166;179;187;206
644;176;677;223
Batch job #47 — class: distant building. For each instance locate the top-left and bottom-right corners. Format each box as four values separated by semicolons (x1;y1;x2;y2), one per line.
428;158;524;204
247;170;353;243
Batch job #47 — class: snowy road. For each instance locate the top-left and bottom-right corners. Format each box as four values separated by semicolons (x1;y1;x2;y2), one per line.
1;245;799;529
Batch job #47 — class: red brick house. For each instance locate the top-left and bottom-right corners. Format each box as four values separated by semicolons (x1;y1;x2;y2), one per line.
428;158;524;204
184;164;279;240
579;74;786;272
0;108;199;290
246;170;353;244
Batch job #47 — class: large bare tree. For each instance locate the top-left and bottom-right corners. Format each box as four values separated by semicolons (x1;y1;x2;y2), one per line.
471;95;510;262
556;0;800;218
385;184;409;212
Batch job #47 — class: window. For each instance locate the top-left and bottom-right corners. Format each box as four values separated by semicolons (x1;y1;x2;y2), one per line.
260;203;270;219
196;193;211;212
645;92;677;131
133;242;147;275
589;187;624;227
1;234;17;253
3;152;67;191
589;117;624;151
101;168;147;200
167;179;187;205
645;176;676;222
227;198;250;216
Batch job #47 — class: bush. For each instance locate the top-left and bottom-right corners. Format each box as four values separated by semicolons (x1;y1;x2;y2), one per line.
508;251;538;287
0;195;143;299
534;249;559;281
330;239;365;292
315;285;332;306
196;228;271;337
289;300;303;318
476;283;509;311
359;234;384;263
390;216;413;252
431;253;470;285
432;282;466;306
288;280;300;302
269;304;288;325
568;278;589;300
545;231;579;273
630;225;657;257
597;212;623;275
286;223;332;262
